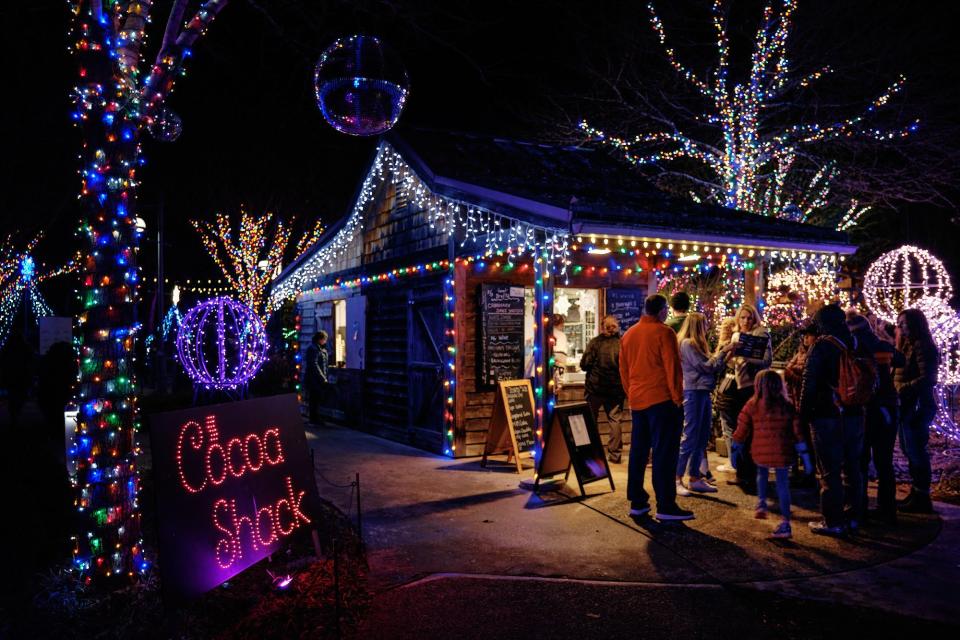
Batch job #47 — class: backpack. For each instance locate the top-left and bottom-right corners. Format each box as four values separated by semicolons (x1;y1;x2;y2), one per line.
821;335;878;408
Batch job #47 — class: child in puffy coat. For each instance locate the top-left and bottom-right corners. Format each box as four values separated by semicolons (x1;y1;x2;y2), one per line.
733;369;807;539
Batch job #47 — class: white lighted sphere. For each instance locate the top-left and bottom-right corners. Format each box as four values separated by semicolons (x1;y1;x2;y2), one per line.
863;245;953;324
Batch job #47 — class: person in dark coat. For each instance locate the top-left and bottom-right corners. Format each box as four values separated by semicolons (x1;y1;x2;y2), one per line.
304;331;329;426
37;341;79;461
847;311;904;523
800;303;868;536
1;330;35;427
894;308;939;514
581;315;626;463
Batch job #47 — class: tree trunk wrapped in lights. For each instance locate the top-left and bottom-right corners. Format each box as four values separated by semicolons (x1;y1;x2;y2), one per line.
69;0;228;586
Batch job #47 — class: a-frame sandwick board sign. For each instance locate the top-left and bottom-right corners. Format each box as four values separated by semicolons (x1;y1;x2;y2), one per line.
534;401;615;496
481;379;537;473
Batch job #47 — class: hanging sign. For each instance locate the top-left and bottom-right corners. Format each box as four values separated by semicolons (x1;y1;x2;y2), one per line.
535;402;615;496
481;379;537;473
149;394;319;600
478;284;525;388
605;288;644;332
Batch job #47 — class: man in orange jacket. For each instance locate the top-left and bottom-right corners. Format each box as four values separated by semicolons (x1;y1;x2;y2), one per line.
619;294;694;521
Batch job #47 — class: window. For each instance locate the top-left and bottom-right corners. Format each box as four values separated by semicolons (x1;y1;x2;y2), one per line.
554;288;599;371
333;299;347;366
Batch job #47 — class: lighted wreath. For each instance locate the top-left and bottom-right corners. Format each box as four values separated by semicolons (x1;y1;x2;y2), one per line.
863;245;954;324
176;297;267;390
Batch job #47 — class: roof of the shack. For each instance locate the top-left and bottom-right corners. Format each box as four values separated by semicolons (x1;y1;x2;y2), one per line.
387;128;856;253
275;128;857;295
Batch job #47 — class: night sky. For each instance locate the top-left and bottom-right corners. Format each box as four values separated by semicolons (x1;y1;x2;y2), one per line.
4;1;959;312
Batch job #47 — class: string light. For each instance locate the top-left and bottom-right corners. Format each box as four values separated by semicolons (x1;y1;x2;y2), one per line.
175;297;268;391
69;0;227;584
0;235;78;348
863;245;953;324
579;0;916;224
192;209;323;322
270;143;571;308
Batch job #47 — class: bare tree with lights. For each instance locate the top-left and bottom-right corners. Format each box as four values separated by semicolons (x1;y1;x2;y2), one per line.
578;0;925;228
192;210;324;321
69;0;229;586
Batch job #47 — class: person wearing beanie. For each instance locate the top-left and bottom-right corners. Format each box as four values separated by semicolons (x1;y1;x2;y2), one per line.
799;303;868;536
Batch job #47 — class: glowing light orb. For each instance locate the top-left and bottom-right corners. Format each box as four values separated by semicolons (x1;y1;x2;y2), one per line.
314;35;409;136
148;107;183;142
176;297;267;389
863;245;953;324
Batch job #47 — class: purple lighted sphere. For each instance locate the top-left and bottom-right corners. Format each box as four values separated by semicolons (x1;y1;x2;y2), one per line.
175;297;267;389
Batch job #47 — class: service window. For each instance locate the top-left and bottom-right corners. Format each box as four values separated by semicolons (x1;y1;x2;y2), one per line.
333;299;347;366
553;288;600;371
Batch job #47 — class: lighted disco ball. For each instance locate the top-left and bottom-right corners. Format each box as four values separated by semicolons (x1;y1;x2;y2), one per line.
176;297;267;390
863;245;954;324
147;107;183;142
314;35;409;136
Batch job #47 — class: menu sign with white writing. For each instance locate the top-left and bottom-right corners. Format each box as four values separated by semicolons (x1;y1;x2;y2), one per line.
478;284;525;387
149;394;319;600
504;381;536;451
605;288;644;333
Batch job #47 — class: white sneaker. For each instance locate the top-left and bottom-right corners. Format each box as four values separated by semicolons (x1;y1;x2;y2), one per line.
716;463;736;473
689;478;718;493
675;481;692;496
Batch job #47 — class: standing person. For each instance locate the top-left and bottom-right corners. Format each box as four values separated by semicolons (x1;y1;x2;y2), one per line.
784;324;819;410
675;312;734;494
551;314;569;388
847;311;904;523
581;315;627;463
665;291;690;333
1;330;34;428
619;294;693;521
783;324;819;484
724;303;773;492
800;303;867;536
304;331;329;427
733;370;806;539
894;308;939;514
714;317;739;472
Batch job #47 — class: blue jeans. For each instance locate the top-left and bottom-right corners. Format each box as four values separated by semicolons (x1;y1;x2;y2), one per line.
677;390;712;479
756;467;792;519
811;414;865;527
628;400;682;508
899;399;936;495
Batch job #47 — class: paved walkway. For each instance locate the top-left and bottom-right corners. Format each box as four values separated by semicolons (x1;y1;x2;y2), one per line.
306;425;960;630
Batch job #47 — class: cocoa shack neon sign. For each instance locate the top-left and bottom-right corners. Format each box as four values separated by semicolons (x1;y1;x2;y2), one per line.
150;395;316;599
174;416;312;569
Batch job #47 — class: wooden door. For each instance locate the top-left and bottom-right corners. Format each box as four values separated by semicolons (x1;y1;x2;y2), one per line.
407;288;445;448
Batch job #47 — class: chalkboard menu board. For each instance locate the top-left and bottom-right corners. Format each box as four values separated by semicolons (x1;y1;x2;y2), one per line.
605;287;644;332
478;284;525;387
504;381;536;451
482;380;537;473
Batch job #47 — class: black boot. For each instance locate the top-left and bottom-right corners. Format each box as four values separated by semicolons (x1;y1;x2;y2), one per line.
899;493;934;514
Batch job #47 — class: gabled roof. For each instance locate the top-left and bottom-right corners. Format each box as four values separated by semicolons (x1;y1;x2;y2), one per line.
387;127;855;253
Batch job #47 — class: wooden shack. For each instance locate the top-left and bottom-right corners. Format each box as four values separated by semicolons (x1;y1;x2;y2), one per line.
271;129;856;456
